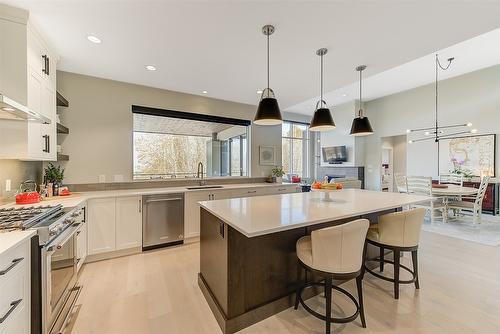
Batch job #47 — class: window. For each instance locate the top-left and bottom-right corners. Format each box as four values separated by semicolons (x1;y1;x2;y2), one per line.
282;121;309;180
132;107;250;180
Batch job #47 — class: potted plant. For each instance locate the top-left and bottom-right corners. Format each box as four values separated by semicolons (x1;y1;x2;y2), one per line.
271;166;285;184
44;163;65;195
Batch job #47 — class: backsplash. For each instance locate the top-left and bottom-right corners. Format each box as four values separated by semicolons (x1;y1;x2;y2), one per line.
0;160;43;204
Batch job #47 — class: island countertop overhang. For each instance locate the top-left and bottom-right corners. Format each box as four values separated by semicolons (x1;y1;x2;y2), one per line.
199;189;431;238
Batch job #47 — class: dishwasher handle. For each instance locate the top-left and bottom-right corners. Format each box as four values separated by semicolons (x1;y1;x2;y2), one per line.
145;197;183;204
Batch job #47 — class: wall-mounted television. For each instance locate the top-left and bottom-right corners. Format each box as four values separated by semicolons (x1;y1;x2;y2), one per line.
322;146;348;164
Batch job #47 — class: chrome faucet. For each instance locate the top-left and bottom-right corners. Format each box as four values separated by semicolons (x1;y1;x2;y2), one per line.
197;162;206;185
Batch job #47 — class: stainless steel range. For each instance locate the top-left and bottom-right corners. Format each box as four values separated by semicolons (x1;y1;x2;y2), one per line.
0;202;86;334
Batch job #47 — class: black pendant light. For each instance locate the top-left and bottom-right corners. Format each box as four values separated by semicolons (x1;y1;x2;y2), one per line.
254;25;282;126
350;65;374;136
309;48;335;132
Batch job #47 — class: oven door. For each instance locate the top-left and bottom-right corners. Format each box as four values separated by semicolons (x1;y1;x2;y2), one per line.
42;224;80;334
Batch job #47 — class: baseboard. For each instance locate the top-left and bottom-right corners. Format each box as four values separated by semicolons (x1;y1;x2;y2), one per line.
85;247;142;263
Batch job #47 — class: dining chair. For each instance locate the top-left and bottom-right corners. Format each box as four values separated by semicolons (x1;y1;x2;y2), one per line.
447;176;490;224
439;173;464;186
394;173;408;193
406;175;446;223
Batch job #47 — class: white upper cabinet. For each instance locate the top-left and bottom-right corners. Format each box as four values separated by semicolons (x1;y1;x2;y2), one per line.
0;4;58;161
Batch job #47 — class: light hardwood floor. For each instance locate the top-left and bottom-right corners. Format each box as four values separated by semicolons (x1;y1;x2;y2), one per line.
70;231;500;334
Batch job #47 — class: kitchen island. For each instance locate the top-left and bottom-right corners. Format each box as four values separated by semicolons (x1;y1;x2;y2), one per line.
198;189;429;333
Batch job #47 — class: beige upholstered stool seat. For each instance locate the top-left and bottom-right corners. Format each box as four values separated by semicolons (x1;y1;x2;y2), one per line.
366;224;379;242
296;236;313;268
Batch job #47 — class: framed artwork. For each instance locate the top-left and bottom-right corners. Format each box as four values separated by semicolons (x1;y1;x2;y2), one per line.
259;146;276;165
439;134;496;177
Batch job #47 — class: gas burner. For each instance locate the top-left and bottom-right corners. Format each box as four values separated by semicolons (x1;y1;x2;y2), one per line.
0;204;62;231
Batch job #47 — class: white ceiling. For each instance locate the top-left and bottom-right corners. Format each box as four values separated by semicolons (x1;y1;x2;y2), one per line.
6;0;500;114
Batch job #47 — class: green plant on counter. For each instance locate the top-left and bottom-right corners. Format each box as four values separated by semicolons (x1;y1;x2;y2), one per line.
271;166;285;177
44;163;65;184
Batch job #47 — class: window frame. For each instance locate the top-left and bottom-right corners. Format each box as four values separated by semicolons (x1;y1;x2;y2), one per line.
281;120;310;180
132;106;251;180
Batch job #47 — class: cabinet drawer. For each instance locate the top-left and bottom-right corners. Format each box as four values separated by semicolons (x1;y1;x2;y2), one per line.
0;261;26;333
0;304;26;334
0;242;28;286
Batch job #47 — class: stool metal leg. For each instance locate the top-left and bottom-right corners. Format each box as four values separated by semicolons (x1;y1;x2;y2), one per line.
356;276;366;328
411;250;419;289
294;263;303;310
379;246;384;272
325;276;332;334
393;249;400;299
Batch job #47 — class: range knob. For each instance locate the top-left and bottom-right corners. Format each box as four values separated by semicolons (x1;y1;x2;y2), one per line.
64;218;74;225
71;212;79;218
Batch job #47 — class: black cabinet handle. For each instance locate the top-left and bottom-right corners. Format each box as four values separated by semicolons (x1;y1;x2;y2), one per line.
0;257;24;276
42;135;49;153
0;299;22;324
219;222;224;238
42;55;49;75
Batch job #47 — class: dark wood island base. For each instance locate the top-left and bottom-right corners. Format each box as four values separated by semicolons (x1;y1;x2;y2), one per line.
198;207;398;334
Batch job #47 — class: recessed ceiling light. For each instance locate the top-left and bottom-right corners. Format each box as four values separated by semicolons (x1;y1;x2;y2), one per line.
257;90;263;94
2;107;15;112
145;65;157;71
87;35;102;44
466;122;473;127
342;94;347;97
202;90;208;94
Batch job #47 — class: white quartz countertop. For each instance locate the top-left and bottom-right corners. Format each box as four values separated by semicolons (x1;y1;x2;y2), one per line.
0;183;299;209
200;189;431;237
0;230;36;255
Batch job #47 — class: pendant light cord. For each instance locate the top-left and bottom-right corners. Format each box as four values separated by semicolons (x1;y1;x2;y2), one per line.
359;68;363;117
267;29;270;91
320;53;323;105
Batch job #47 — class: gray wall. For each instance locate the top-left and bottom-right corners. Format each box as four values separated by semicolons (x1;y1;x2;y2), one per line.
57;71;309;184
0;160;42;204
364;64;500;190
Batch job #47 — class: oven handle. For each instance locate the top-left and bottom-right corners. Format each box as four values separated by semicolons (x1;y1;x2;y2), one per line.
46;223;81;252
0;299;22;324
51;285;82;334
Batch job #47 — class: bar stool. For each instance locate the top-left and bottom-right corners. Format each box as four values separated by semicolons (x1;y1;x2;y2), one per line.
294;219;369;334
364;208;425;299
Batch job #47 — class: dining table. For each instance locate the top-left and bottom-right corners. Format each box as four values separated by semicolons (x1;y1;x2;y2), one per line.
431;184;478;222
431;184;479;197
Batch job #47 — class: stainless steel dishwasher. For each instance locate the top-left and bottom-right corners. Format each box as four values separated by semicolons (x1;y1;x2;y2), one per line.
142;193;184;249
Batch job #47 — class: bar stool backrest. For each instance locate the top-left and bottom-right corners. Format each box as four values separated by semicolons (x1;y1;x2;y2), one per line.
311;219;369;274
378;208;426;247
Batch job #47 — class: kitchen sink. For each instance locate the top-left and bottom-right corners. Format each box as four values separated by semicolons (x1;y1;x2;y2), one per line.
186;185;224;190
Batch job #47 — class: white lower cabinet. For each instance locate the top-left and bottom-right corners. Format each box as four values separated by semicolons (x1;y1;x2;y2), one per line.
88;198;116;255
87;196;142;258
0;238;30;334
184;191;211;239
115;196;142;250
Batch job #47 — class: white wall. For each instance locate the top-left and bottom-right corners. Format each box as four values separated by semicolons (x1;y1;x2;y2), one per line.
57;71;309;184
364;64;500;190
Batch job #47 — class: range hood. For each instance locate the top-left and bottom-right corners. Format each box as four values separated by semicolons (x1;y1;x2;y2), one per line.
0;94;51;124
